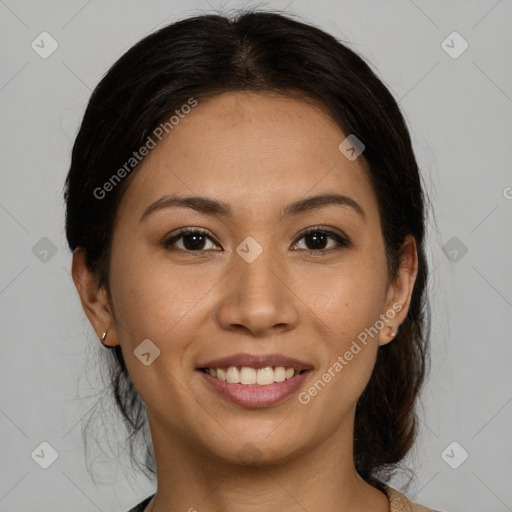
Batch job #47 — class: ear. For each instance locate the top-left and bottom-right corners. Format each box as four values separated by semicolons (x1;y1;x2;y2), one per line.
71;248;119;347
378;235;419;346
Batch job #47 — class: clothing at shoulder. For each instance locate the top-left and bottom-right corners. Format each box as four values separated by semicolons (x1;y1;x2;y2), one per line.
386;486;441;512
128;488;440;512
127;494;154;512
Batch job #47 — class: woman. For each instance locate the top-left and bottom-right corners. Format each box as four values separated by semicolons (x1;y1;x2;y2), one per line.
64;9;437;512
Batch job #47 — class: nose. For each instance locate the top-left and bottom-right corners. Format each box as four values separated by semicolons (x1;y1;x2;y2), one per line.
216;247;300;337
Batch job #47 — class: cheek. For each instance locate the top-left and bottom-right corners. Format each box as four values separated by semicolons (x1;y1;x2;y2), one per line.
107;244;225;396
296;253;388;336
297;255;387;402
299;287;384;426
107;250;204;410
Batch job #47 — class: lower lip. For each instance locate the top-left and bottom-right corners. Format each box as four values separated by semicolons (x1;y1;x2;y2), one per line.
198;370;311;408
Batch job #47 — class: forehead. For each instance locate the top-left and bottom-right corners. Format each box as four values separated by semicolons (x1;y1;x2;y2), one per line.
118;91;379;223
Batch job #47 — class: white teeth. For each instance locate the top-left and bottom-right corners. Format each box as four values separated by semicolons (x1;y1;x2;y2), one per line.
240;367;256;385
256;366;274;385
274;366;286;382
226;366;240;383
205;365;302;385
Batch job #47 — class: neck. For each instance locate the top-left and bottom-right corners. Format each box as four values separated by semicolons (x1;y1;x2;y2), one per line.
143;415;389;512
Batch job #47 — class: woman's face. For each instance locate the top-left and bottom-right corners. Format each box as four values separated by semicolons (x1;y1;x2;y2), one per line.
76;91;416;465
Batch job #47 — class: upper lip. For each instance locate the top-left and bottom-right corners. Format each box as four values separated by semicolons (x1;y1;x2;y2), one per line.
197;353;313;371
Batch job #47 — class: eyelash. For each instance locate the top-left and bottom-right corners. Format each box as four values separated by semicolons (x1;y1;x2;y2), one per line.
162;226;352;255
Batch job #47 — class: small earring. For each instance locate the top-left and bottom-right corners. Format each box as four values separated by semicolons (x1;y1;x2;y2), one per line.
100;331;114;349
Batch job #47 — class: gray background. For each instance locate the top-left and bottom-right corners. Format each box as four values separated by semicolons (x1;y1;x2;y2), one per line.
1;0;511;510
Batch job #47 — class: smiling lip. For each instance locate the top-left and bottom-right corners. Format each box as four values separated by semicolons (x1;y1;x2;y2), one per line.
198;368;311;408
196;352;313;408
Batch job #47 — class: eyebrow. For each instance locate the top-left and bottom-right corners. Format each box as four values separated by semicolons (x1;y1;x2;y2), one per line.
140;192;366;222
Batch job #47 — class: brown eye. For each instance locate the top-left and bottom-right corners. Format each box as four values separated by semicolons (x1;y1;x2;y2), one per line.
292;228;351;253
163;228;219;252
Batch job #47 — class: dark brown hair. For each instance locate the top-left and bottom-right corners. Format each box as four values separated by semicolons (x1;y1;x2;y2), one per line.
64;9;430;490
